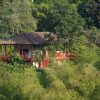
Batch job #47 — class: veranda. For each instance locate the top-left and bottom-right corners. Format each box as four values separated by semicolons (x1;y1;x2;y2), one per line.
0;32;73;68
0;32;50;67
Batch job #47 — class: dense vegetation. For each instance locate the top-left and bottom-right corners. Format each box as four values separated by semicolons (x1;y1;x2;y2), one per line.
0;0;100;100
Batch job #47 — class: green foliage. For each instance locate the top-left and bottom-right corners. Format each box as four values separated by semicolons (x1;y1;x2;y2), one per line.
78;0;100;28
35;0;85;45
91;85;100;100
87;28;100;46
32;2;49;18
0;0;100;99
0;59;100;100
45;43;65;56
32;50;44;61
11;54;25;64
72;35;99;64
0;0;37;35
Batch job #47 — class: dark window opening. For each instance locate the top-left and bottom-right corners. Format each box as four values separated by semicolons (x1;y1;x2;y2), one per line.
20;49;29;55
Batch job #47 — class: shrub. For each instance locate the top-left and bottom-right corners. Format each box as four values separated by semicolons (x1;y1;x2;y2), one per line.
11;54;25;64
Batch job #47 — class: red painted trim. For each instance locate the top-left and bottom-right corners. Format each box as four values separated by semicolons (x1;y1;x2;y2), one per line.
10;45;12;56
4;45;6;56
30;48;32;57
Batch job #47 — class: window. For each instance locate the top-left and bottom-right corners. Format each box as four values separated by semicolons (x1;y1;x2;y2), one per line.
20;49;29;55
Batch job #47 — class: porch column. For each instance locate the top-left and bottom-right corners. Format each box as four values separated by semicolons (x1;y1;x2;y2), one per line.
10;45;12;56
4;45;7;56
22;49;24;55
30;48;32;57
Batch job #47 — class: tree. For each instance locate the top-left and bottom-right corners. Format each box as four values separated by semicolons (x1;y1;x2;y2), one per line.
78;0;100;28
34;0;85;45
32;2;49;18
0;0;11;34
0;0;37;35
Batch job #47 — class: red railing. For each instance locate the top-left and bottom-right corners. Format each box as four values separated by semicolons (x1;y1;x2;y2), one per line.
54;51;73;62
0;49;74;68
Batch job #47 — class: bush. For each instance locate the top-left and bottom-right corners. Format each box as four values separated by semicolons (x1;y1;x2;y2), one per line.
11;54;25;64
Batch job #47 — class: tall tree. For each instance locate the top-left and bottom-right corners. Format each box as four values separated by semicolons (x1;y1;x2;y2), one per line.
78;0;100;28
0;0;37;35
34;0;85;45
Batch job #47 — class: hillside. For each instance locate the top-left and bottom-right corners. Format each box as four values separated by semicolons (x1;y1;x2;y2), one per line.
0;60;100;100
0;0;100;100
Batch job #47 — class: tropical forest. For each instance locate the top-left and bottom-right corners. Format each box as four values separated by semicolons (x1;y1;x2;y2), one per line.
0;0;100;100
